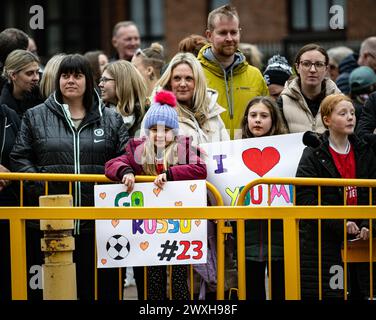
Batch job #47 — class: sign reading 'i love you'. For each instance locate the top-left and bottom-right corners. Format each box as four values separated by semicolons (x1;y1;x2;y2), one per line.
200;133;305;206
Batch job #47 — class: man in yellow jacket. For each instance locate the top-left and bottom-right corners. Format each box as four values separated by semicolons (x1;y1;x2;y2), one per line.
198;4;268;139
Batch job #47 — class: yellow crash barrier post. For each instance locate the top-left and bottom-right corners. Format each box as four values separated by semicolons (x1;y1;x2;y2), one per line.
39;195;77;300
283;218;301;300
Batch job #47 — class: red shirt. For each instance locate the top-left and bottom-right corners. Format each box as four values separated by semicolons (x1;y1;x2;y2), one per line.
329;144;357;205
155;158;165;175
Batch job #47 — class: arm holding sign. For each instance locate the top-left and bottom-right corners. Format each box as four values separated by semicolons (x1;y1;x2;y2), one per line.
168;137;207;181
105;138;145;182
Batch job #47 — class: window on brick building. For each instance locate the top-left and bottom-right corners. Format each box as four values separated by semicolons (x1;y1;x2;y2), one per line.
0;0;101;60
129;0;164;46
290;0;347;32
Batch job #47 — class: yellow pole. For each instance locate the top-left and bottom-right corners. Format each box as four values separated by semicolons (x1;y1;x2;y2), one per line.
237;219;246;300
39;195;77;300
283;218;300;299
10;217;27;299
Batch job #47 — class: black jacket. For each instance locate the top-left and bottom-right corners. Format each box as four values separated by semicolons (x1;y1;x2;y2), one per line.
0;82;43;119
356;92;376;140
10;92;129;208
296;131;376;299
0;104;20;205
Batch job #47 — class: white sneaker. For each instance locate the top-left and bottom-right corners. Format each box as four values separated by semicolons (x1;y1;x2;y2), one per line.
124;278;136;288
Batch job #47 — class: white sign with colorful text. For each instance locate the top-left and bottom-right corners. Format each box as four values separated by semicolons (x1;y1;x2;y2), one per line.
200;133;305;206
94;180;207;268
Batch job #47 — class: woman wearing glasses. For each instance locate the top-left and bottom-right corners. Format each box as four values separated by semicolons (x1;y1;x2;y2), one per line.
278;43;341;133
99;60;147;137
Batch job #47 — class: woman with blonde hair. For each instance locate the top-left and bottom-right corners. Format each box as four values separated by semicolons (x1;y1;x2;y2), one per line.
40;53;66;99
131;43;165;97
99;60;147;137
148;52;229;146
0;49;42;118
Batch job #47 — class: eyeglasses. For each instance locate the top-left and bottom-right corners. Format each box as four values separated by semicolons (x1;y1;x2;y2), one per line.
99;76;115;83
299;60;327;71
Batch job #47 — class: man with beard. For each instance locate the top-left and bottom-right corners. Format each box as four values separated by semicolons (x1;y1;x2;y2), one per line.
198;5;268;139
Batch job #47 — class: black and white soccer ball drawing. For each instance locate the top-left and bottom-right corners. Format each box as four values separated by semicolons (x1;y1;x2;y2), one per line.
106;234;130;260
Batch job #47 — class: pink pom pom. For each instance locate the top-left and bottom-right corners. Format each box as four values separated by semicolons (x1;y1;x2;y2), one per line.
154;90;177;107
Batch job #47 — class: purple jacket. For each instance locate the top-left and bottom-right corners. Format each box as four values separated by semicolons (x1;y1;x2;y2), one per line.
105;136;207;182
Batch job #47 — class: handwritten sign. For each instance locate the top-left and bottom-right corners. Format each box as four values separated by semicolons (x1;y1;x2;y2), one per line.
94;180;207;268
200;133;305;206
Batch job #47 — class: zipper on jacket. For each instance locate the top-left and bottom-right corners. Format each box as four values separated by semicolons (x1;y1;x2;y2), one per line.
76;122;92;207
54;97;81;235
54;92;103;234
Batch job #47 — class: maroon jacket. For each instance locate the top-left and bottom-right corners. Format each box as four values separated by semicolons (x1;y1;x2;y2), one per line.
105;136;207;182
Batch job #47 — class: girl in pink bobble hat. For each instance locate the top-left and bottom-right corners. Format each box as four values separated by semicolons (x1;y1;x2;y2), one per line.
105;90;207;299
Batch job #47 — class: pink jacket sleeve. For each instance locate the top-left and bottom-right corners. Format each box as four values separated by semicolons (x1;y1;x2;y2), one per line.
105;152;134;182
168;144;207;181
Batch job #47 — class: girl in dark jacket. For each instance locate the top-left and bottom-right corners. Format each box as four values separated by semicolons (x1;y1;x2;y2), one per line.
0;104;20;299
105;90;207;299
240;96;288;300
296;94;376;299
0;49;43;119
10;54;129;300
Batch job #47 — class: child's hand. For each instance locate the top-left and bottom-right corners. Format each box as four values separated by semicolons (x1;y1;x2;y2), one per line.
357;227;369;240
122;173;135;192
154;173;167;190
346;221;359;235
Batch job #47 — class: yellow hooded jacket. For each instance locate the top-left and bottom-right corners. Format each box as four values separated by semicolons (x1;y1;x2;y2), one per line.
198;44;269;139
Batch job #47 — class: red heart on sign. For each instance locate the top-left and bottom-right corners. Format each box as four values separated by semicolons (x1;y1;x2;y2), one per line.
242;147;280;177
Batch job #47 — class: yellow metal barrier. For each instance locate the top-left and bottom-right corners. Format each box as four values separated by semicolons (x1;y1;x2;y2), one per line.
0;172;223;300
237;177;376;300
2;205;376;300
1;173;376;300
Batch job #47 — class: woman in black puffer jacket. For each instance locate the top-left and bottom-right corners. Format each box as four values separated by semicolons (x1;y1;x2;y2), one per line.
10;54;129;300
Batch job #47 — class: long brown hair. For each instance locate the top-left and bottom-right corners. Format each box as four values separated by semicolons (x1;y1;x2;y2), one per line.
241;96;287;138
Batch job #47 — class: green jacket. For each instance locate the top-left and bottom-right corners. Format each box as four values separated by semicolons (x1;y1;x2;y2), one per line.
198;44;269;139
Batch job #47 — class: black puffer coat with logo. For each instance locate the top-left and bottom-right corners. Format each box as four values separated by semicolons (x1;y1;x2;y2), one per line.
10;92;129;210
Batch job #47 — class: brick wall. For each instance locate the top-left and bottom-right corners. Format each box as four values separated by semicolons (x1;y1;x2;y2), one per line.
165;0;207;57
347;0;376;40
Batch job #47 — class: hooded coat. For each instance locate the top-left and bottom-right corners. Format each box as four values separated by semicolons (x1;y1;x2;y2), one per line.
296;131;376;299
197;44;268;139
279;78;341;133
